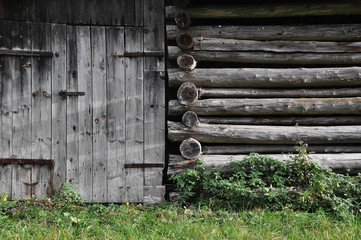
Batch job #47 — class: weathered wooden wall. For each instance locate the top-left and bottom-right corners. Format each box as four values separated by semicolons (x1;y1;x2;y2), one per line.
166;0;361;176
0;0;165;203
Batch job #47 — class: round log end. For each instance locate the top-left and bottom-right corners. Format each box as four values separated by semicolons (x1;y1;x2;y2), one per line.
177;54;197;71
176;33;194;50
173;0;190;9
180;138;202;159
174;10;191;29
182;111;199;128
177;82;198;105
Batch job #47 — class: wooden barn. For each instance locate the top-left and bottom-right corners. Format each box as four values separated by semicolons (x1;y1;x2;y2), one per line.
1;0;361;203
0;0;165;203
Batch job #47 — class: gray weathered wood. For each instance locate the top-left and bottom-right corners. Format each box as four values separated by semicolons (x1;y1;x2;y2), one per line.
198;88;361;98
193;38;361;53
11;21;32;199
166;2;361;19
180;138;202;159
125;27;144;202
177;33;194;50
198;116;361;126
144;0;165;192
77;26;93;202
106;26;126;203
166;24;361;41
31;22;52;198
168;67;361;88
0;22;13;198
124;0;144;26
169;46;361;65
177;82;198;105
168;154;361;175
51;23;67;195
168;121;361;144
91;26;107;203
66;25;79;191
174;10;191;29
177;54;197;71
182;111;199;128
202;145;361;155
169;98;361;116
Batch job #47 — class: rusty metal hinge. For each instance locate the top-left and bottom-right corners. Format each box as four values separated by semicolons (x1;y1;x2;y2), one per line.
0;49;53;57
0;158;54;166
59;90;86;98
124;163;164;169
114;51;163;58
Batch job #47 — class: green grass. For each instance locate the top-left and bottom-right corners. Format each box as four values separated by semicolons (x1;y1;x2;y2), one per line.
1;200;360;240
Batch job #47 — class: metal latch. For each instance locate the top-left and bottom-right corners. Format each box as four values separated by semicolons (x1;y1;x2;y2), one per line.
124;163;164;169
59;90;85;98
114;51;163;58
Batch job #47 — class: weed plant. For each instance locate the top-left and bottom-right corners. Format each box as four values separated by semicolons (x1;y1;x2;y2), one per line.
171;142;361;218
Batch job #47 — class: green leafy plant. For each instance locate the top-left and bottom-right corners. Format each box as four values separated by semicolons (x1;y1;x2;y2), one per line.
54;183;84;205
171;143;361;218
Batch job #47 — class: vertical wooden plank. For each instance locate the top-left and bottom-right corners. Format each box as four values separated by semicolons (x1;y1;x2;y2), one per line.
124;0;143;26
125;27;144;202
67;0;90;25
143;0;165;203
11;21;32;199
91;26;107;203
65;25;79;190
47;0;67;23
31;22;52;198
0;0;29;21
0;21;13;198
76;26;93;202
51;23;67;193
106;26;126;203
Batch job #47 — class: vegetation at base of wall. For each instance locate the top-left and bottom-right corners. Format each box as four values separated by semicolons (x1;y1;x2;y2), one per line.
0;197;361;239
171;142;361;218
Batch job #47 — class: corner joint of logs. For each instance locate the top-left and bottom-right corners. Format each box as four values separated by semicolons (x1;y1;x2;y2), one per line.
180;138;202;160
177;82;198;105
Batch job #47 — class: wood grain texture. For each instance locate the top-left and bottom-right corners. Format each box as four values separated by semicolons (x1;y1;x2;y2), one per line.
166;24;361;41
51;23;67;194
193;38;361;53
91;26;107;203
144;0;165;191
168;67;361;88
106;26;126;203
11;21;32;199
169;98;361;116
168;121;361;144
125;27;144;202
66;26;79;190
31;22;52;198
166;2;361;19
168;46;361;65
77;26;93;202
124;0;144;26
168;154;361;175
202;145;361;155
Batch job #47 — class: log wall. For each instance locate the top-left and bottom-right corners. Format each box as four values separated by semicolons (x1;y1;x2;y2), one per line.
166;0;361;176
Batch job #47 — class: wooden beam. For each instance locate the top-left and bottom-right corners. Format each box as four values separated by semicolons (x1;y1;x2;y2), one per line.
166;2;361;19
168;121;361;144
169;98;361;116
168;46;361;65
198;116;361;126
168;67;361;88
167;24;361;41
193;38;361;53
168;154;361;175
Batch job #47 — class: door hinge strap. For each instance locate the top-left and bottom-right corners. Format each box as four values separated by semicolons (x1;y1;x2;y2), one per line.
114;51;163;58
124;163;164;168
0;49;53;57
0;158;54;166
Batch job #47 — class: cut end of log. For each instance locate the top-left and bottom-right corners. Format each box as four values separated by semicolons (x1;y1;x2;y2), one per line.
182;111;199;128
176;33;194;50
177;54;197;71
177;82;198;105
180;138;202;159
174;10;191;28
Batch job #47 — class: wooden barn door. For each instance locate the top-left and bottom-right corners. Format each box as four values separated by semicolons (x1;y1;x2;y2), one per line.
0;0;164;203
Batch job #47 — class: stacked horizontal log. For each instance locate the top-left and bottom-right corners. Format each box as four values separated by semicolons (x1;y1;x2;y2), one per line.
166;0;361;176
